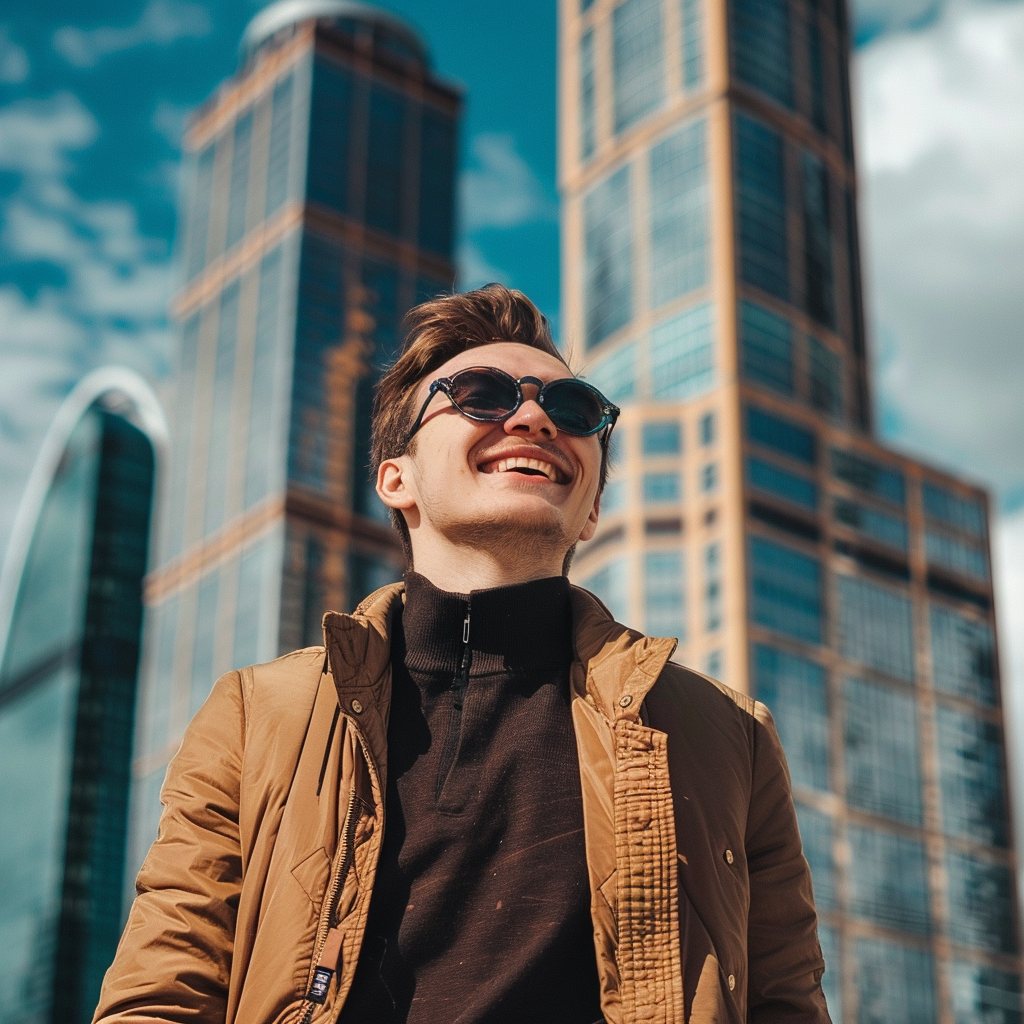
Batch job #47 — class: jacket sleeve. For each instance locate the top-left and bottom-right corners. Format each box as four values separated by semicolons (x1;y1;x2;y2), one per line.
93;670;246;1024
745;702;832;1023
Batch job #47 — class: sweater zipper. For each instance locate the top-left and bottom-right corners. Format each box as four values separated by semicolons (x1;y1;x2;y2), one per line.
296;788;360;1024
435;600;472;799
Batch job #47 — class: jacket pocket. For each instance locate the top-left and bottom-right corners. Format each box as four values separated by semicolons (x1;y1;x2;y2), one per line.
291;847;331;912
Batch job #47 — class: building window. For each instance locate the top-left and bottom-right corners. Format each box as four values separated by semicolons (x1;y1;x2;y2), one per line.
143;595;178;758
307;58;353;216
831;447;906;506
645;550;686;638
643;420;682;455
204;279;241;537
348;552;401;611
855;938;936;1024
705;649;722;678
705;542;722;631
936;705;1009;848
164;313;201;560
844;675;923;825
746;405;816;465
796;804;836;907
818;926;842;1022
580;29;596;161
649;303;715;400
801;151;835;328
832;497;908;552
950;962;1022;1024
700;411;715;445
946;852;1018;955
929;605;996;706
600;478;628;514
701;463;717;492
848;825;931;936
922;481;986;537
612;0;665;133
747;456;817;510
265;73;295;218
731;0;793;108
808;337;842;419
583;557;631;623
585;340;638;404
681;0;705;90
649;118;709;307
366;85;406;237
185;143;216;281
925;530;989;581
233;543;266;670
643;472;682;503
735;114;789;300
838;574;915;682
750;536;821;643
190;573;220;717
584;165;633;347
224;110;253;253
753;644;828;791
807;17;827;133
418;107;457;258
740;300;793;394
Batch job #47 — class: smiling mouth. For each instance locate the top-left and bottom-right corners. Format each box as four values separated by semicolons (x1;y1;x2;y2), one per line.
481;456;567;483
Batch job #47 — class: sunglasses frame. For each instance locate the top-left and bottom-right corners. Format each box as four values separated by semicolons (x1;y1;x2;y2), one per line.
405;366;620;443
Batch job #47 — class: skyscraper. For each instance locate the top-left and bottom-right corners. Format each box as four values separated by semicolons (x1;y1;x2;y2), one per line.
0;367;164;1024
559;0;1022;1019
128;0;459;883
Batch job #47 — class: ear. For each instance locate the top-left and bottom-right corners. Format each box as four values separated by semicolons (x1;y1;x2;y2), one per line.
577;493;601;543
376;457;417;512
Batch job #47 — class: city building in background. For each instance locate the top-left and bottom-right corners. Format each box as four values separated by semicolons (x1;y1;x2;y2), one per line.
126;0;459;892
559;0;1022;1020
0;367;165;1024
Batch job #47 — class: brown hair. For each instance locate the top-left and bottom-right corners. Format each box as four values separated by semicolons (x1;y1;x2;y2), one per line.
370;283;611;563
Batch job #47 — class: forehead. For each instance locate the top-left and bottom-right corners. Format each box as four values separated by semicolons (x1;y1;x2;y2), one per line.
428;342;573;390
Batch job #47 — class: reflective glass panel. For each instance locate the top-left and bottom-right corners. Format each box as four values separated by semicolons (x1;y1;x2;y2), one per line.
643;472;681;503
705;542;722;631
844;675;922;824
950;961;1022;1024
585;340;638;404
795;804;836;908
736;114;789;300
818;925;842;1024
809;337;842;418
740;300;793;394
855;937;936;1024
802;151;834;328
649;302;715;400
190;573;219;718
612;0;665;133
682;0;705;90
831;447;905;506
753;645;828;791
265;73;294;218
946;852;1018;955
583;557;631;623
750;536;822;643
747;456;817;510
203;279;240;537
922;481;986;537
163;313;200;561
600;478;627;514
649;119;708;307
141;595;177;759
833;497;908;551
580;30;596;160
224;110;253;252
746;405;816;464
185;144;215;281
936;705;1009;848
645;550;686;639
307;57;353;215
925;530;988;581
732;0;793;107
838;574;915;682
643;420;682;455
584;165;633;347
700;412;715;445
366;85;406;237
929;605;996;706
848;825;931;935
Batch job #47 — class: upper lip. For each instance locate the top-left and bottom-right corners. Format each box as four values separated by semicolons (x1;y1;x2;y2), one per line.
476;444;574;484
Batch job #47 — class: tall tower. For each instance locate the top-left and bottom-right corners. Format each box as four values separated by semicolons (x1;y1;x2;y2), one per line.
128;1;459;883
0;368;164;1024
559;0;1022;1020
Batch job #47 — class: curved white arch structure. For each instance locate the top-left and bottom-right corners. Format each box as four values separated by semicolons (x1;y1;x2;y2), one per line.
0;366;170;676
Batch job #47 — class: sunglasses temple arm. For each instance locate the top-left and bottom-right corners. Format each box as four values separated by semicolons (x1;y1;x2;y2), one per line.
405;381;443;443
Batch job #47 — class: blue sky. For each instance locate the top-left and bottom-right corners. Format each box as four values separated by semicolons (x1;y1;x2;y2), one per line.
1;0;1023;662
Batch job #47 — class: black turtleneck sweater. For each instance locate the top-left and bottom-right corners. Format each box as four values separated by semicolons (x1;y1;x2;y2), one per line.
339;573;603;1024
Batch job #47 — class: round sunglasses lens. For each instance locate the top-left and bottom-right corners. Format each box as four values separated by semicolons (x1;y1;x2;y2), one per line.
449;370;519;418
541;380;605;434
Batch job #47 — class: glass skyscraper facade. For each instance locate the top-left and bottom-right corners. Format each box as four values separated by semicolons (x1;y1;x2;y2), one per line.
0;369;163;1024
127;1;459;889
559;0;1022;1019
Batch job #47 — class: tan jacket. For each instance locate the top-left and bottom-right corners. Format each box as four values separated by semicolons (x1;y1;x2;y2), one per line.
95;584;829;1024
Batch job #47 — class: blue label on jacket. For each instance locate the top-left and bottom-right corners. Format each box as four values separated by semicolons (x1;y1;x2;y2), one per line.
308;966;334;1004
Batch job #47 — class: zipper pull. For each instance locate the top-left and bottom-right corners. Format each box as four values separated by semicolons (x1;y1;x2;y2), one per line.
307;926;343;1005
462;606;471;645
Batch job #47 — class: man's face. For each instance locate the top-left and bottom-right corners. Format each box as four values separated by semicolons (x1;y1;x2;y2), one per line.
379;342;604;568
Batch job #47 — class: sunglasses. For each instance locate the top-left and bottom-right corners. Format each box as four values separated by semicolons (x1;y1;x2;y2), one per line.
406;366;620;442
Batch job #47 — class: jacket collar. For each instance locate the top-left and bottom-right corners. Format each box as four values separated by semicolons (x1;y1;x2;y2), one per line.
322;581;678;729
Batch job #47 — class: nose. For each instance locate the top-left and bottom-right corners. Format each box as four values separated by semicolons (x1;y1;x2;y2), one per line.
503;383;557;439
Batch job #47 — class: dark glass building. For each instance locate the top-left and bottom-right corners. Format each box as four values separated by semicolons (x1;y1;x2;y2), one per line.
559;0;1023;1019
127;0;459;887
0;368;164;1024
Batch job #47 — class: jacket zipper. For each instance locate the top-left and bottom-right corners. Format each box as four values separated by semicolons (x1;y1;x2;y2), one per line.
295;788;360;1024
435;601;472;799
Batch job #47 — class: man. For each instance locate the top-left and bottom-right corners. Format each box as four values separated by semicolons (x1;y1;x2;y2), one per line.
95;285;830;1024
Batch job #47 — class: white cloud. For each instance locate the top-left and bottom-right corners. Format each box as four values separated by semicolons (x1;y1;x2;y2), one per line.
151;99;193;149
459;133;557;232
53;0;211;68
855;0;1024;500
0;92;97;176
456;239;512;291
0;26;29;83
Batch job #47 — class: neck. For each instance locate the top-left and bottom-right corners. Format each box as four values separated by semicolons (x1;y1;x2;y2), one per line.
408;534;567;592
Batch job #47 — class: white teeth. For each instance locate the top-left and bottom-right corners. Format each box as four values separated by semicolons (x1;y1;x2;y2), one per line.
492;456;558;481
